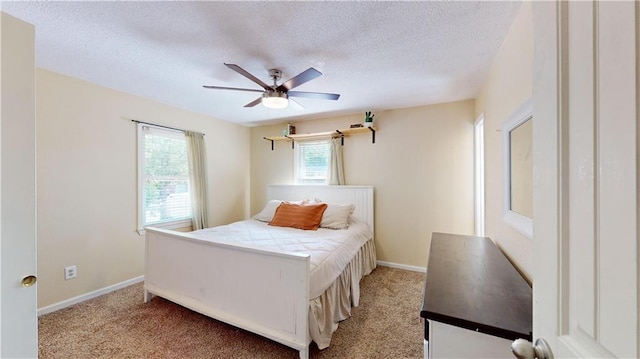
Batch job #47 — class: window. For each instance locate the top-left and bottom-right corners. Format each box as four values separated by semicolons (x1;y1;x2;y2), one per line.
138;124;191;232
294;140;330;184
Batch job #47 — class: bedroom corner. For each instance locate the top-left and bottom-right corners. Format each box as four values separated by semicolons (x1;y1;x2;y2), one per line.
35;69;251;311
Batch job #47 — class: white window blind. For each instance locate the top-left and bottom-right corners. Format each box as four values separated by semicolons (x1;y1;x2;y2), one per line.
294;140;330;184
138;125;192;228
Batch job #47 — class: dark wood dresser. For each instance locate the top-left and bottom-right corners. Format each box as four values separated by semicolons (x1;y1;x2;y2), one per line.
420;232;532;358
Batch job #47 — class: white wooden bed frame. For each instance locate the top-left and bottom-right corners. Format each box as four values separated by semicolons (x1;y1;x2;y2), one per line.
144;185;374;359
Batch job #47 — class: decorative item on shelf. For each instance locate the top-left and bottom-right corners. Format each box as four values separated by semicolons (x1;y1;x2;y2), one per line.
282;123;296;137
350;123;363;128
364;111;375;127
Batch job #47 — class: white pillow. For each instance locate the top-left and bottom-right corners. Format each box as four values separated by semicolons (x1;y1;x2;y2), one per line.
253;199;311;222
254;200;355;228
320;203;355;229
253;200;283;222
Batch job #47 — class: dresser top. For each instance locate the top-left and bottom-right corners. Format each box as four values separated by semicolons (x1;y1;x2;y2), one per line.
420;232;532;341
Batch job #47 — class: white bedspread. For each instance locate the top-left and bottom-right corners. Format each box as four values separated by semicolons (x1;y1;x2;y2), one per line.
189;219;373;299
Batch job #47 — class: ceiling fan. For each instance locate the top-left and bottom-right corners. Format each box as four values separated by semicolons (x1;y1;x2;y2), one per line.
203;63;340;109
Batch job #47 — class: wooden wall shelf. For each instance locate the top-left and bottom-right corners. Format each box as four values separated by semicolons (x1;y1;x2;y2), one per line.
263;126;376;150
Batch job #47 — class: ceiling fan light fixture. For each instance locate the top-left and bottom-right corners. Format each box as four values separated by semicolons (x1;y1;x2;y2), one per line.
262;91;289;109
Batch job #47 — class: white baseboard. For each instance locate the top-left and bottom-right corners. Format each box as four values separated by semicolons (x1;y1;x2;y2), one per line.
38;275;145;316
377;260;426;273
38;262;423;316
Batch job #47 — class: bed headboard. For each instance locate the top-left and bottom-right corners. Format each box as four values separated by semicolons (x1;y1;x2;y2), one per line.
266;185;374;234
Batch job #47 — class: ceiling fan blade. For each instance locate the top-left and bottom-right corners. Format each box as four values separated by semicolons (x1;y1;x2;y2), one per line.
244;97;263;108
202;85;264;93
277;68;322;91
287;91;340;100
224;63;271;91
289;98;305;110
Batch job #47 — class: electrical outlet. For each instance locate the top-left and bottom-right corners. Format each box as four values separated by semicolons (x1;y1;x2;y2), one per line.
65;265;77;280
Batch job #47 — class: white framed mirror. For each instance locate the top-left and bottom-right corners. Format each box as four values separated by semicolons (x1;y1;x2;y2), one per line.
502;98;533;238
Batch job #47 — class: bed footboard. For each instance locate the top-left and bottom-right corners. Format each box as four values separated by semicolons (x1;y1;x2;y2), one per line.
144;227;311;357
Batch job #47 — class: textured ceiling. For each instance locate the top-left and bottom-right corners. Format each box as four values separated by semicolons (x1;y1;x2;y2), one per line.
1;1;522;126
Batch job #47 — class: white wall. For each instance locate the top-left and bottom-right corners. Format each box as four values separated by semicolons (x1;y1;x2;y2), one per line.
475;2;533;281
36;69;250;308
251;100;476;268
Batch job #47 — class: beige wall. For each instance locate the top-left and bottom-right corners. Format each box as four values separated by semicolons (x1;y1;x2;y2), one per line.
36;69;250;308
251;101;475;268
475;2;533;281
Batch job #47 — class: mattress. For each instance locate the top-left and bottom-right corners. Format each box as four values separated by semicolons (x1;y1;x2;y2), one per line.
189;219;373;299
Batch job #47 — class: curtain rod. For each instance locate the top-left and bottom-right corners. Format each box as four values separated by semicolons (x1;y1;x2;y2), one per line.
126;117;204;136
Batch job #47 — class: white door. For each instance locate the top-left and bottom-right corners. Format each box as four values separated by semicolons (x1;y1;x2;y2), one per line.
532;1;638;358
0;12;38;358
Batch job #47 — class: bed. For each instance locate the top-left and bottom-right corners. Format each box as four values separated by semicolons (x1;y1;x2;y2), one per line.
143;185;375;359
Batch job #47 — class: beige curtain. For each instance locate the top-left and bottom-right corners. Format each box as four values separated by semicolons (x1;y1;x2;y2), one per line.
328;137;345;185
185;131;208;230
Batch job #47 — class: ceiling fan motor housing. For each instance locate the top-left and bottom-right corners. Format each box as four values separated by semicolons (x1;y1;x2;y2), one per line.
263;91;287;99
268;69;282;82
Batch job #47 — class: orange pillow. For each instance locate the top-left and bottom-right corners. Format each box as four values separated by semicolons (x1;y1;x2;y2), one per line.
269;202;328;231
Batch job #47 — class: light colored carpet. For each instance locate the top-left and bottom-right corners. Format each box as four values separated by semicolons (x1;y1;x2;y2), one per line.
38;266;424;358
